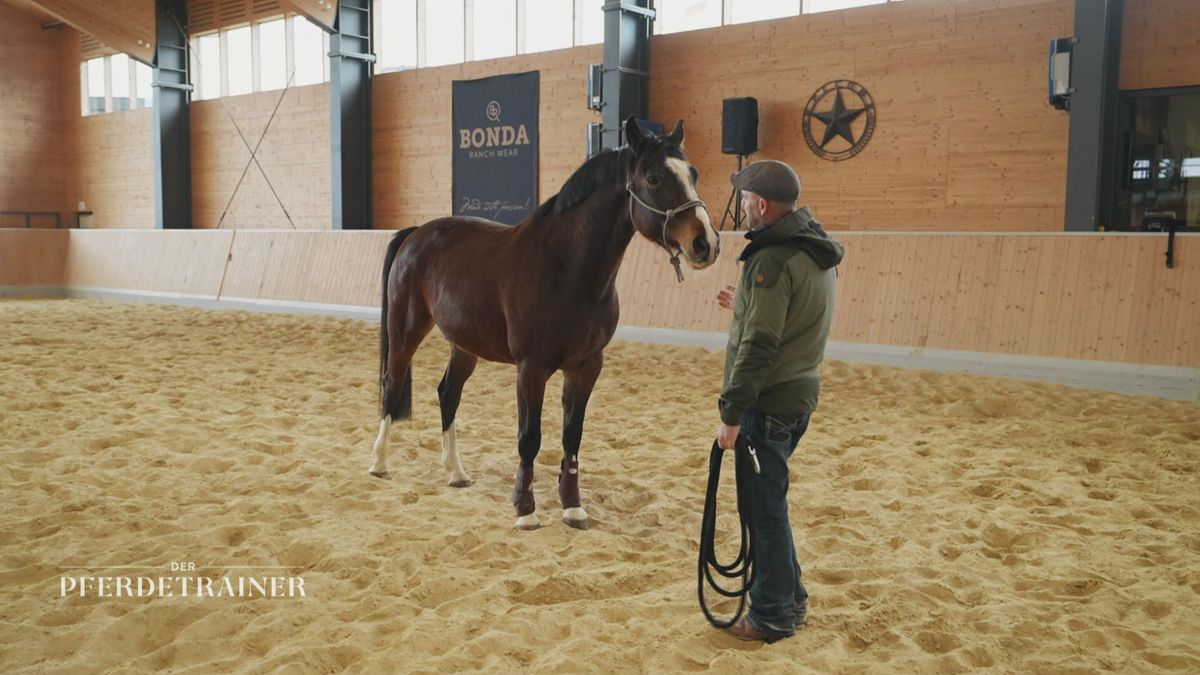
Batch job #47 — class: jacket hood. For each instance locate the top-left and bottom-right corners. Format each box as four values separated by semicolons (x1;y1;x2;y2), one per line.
740;207;844;270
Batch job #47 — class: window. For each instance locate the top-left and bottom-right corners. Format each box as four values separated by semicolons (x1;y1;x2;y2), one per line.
578;0;604;45
471;0;516;61
194;33;221;100
110;53;130;111
85;57;105;114
1114;89;1200;232
656;0;721;34
292;16;326;85
804;0;891;13
135;61;153;108
258;19;287;90
425;1;464;66
523;0;572;53
376;0;417;71
225;26;252;96
729;0;799;24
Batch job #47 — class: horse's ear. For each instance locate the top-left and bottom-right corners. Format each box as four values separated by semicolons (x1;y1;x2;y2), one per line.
624;116;646;154
668;119;684;145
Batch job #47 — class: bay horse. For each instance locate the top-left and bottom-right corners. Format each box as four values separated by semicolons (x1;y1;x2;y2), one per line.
370;117;719;530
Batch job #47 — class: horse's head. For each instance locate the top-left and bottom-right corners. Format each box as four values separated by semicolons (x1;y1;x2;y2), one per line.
624;117;720;271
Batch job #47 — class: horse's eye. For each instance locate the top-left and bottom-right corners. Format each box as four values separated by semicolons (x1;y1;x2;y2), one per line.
647;174;661;187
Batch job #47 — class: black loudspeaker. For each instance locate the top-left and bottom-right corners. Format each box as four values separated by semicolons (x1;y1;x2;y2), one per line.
722;97;758;155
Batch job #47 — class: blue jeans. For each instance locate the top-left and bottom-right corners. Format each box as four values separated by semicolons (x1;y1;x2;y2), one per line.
741;407;811;640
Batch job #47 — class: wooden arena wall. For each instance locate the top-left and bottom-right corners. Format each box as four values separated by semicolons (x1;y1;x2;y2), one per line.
1120;0;1200;91
2;229;1195;368
34;0;1195;232
0;2;67;227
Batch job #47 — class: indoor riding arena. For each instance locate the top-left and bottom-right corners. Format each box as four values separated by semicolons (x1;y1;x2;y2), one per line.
1;1;1198;673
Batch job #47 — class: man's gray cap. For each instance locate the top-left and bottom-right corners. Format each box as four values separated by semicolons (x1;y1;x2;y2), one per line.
730;160;801;202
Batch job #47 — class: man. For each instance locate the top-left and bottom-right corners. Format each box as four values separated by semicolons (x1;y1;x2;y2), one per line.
715;159;843;643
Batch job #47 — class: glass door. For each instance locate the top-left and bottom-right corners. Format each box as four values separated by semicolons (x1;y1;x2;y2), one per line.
1113;87;1200;232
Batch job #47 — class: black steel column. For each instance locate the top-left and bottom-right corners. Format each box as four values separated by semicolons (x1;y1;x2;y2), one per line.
154;0;192;229
330;0;374;230
1064;0;1123;231
600;0;655;149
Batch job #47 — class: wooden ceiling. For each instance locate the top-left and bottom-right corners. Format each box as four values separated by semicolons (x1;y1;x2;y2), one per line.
0;0;56;24
1;0;333;66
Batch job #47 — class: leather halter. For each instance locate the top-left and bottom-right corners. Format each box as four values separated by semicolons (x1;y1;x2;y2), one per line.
626;183;708;283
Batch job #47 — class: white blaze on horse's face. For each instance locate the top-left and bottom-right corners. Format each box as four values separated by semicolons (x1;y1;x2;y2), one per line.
665;157;719;269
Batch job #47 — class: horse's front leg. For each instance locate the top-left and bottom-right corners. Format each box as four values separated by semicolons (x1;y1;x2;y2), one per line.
512;362;550;530
559;353;603;530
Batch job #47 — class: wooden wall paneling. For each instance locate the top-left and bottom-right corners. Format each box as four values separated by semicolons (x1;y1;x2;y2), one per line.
1106;236;1142;361
899;236;927;346
826;236;854;342
1006;236;1042;355
0;4;66;216
986;235;1014;354
863;237;896;344
72;110;156;227
965;237;997;354
878;236;914;347
1083;237;1112;360
1154;238;1189;365
910;235;945;348
0;230;68;286
1062;235;1100;360
32;0;155;64
650;0;1073;235
1093;238;1124;360
871;237;900;346
217;231;391;306
1172;238;1198;366
190;86;330;229
1025;236;1063;356
1142;240;1177;363
926;235;960;351
945;237;980;353
861;237;895;344
1042;236;1079;359
372;46;602;233
1004;235;1036;355
1120;0;1200;91
64;230;233;295
1121;240;1158;363
837;236;870;343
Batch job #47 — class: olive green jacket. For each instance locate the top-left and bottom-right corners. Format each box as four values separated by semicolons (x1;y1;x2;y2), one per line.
719;207;843;425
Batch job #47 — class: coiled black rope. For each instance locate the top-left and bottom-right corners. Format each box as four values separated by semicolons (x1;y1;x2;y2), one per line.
698;437;757;628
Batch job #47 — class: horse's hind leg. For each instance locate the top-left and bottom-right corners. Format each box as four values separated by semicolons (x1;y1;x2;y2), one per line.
370;295;433;479
438;347;478;487
559;353;603;530
512;362;550;530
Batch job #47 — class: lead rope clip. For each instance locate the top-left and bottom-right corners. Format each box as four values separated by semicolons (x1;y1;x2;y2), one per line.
746;443;762;475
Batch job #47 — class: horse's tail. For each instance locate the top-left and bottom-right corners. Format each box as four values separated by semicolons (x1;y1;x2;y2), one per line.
379;227;419;420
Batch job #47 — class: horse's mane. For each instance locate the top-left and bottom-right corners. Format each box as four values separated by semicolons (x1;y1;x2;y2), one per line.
530;133;683;222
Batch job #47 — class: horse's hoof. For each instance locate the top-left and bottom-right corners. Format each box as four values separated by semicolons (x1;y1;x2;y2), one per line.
368;471;392;480
514;513;540;531
448;478;473;488
562;507;590;530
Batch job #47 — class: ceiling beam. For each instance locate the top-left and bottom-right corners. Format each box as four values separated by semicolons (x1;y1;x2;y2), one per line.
30;0;155;64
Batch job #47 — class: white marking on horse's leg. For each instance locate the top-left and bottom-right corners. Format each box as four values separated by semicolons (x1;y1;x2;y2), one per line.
666;157;718;262
514;511;541;530
562;507;590;529
441;422;472;487
369;417;391;478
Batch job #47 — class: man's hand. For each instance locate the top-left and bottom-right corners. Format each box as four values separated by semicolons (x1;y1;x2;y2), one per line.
717;285;736;310
716;423;740;450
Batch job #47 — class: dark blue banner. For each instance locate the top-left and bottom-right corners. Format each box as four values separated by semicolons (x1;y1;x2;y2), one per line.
452;71;539;225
